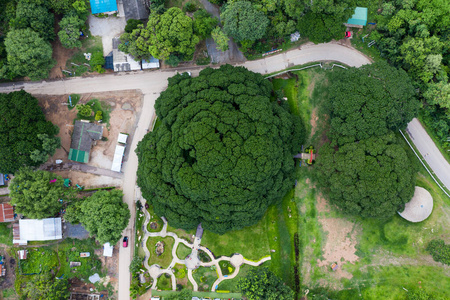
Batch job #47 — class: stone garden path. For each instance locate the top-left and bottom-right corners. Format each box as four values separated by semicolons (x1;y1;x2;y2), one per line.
142;205;271;291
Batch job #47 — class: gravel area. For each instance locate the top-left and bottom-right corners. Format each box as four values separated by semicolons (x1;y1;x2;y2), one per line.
88;15;127;56
64;222;90;239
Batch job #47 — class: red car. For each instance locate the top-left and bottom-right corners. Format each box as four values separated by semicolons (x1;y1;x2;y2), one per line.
123;236;128;247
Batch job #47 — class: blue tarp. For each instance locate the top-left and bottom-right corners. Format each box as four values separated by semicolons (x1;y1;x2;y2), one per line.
90;0;118;14
346;7;368;26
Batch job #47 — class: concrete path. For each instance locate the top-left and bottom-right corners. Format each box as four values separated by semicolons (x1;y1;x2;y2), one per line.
88;14;127;56
0;42;372;299
40;162;124;179
141;207;271;292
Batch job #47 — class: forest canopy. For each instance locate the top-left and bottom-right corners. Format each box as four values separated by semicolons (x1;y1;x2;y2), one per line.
136;65;304;234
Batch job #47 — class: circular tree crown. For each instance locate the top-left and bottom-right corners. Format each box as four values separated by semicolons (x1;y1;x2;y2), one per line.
137;65;304;234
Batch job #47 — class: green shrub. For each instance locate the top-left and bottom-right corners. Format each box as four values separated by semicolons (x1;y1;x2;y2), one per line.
183;2;197;13
95;110;102;121
426;239;450;265
165;54;181;67
76;103;92;117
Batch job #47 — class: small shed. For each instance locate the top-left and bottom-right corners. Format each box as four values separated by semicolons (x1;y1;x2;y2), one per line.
142;57;160;69
17;250;27;260
80;252;91;257
0;203;14;222
90;0;118;14
68;121;103;163
344;7;368;28
103;242;113;257
123;0;149;20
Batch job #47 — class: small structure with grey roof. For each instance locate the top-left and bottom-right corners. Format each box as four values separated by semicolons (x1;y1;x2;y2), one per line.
123;0;149;20
69;120;103;163
398;186;433;222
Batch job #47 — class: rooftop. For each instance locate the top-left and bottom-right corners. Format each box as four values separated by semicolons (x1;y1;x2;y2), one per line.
90;0;118;14
346;7;368;26
69;121;103;163
0;203;14;222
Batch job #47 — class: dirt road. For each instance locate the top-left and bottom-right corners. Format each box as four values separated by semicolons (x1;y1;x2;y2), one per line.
0;42;372;299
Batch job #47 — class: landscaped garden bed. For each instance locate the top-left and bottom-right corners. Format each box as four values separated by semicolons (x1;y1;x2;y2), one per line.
146;236;174;269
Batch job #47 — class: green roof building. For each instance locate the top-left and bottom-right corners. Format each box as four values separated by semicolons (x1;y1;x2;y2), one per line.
69;121;103;163
345;7;368;28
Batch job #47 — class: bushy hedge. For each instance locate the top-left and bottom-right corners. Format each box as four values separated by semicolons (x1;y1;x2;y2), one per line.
426;239;450;265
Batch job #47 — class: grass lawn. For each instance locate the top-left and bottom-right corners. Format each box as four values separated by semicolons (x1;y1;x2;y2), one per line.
19;247;59;274
146;236;175;269
1;288;17;299
146;205;165;233
135;207;146;257
173;263;187;279
66;36;103;77
192;266;218;292
176;243;192;260
165;0;203;10
0;223;12;246
153;290;242;299
217;261;271;292
167;224;195;243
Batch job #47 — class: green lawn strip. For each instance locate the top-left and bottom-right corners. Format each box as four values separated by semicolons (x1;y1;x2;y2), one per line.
146;205;165;233
68;94;80;110
135;207;146;257
217;261;271;292
152;290;242;298
166;224;195;243
156;273;172;290
201;212;270;260
146;236;175;269
176;243;192;260
0;223;12;245
2;287;17;298
192;265;218;292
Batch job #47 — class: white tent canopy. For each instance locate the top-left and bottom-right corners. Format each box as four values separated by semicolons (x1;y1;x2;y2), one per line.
111;145;126;172
15;218;62;244
118;133;128;144
103;242;113;257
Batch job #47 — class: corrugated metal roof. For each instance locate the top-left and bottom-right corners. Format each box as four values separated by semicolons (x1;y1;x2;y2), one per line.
346;7;368;26
0;203;14;222
18;218;62;242
90;0;118;14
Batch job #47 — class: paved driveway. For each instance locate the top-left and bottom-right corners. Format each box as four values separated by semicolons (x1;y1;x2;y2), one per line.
88;15;126;56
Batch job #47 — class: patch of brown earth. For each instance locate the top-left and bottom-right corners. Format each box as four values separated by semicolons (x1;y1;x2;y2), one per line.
53;170;122;189
317;217;359;280
316;193;331;213
310;108;319;139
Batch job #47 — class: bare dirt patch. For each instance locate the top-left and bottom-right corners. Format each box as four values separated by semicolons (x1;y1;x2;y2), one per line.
35;90;142;186
0;247;16;291
310;108;319;138
317;217;359;280
95;247;119;296
316;193;331;213
53;171;122;188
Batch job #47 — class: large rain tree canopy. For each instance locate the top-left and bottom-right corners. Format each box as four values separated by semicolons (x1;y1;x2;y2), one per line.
136;65;304;234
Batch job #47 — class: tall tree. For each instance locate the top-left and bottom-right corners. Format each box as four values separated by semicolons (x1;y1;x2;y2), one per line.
147;7;200;60
211;27;229;51
237;267;294;300
136;65;305;234
30;134;61;163
221;1;269;42
4;28;54;80
58;14;85;49
73;190;130;244
0;91;59;173
193;9;218;39
21;271;70;300
10;0;55;41
326;61;420;145
10;168;66;219
315;133;416;219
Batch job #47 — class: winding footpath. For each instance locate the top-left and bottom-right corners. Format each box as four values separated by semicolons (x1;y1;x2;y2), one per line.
0;42;373;299
141;202;270;291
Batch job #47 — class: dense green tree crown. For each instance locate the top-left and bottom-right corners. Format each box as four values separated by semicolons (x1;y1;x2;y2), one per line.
75;190;130;244
237;267;294;300
10;168;65;219
0;91;59;173
136;65;304;234
4;28;54;80
327;61;420;145
10;0;55;41
221;1;269;42
315;132;416;218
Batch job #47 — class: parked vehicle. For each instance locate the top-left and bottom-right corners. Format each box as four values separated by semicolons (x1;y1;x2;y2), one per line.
123;236;128;247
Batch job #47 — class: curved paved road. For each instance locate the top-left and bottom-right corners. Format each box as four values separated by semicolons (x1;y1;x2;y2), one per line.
0;42;371;299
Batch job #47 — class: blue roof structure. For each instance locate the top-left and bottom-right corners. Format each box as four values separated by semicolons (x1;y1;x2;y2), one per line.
346;7;368;26
90;0;118;14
